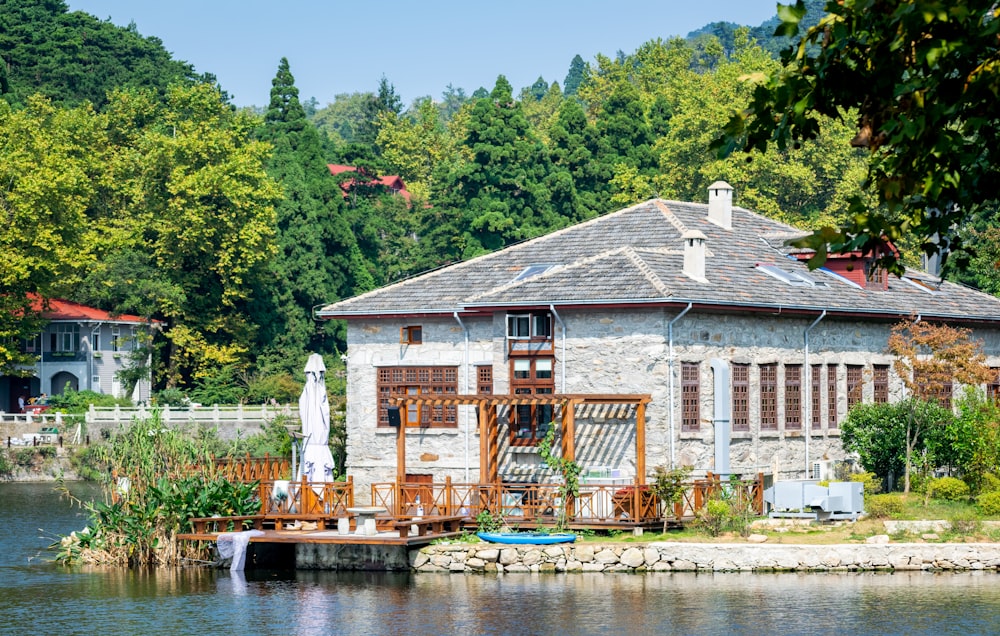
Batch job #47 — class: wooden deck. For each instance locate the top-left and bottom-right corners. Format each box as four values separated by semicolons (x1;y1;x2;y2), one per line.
177;511;467;548
176;528;460;547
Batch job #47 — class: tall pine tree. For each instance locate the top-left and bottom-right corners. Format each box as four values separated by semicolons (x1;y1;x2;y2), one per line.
254;58;370;367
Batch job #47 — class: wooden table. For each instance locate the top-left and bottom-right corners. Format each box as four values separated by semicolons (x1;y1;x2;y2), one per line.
346;506;387;535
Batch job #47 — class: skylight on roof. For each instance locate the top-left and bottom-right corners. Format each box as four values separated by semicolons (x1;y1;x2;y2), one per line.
901;276;941;295
755;263;823;287
512;264;556;282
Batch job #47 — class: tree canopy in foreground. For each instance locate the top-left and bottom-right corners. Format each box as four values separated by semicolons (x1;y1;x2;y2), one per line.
716;0;1000;274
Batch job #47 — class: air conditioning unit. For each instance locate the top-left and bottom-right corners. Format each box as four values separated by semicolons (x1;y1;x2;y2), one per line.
811;460;834;481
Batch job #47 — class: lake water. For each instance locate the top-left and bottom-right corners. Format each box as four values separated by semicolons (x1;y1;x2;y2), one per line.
2;482;1000;635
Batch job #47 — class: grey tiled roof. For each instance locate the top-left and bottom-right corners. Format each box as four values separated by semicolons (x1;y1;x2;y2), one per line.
317;198;1000;322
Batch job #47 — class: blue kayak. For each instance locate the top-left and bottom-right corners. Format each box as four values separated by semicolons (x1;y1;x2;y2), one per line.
476;531;576;545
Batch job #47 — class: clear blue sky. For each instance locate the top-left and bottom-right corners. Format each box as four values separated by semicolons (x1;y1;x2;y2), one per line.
66;1;781;108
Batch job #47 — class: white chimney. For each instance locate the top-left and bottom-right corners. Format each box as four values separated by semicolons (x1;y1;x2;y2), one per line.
707;180;733;230
683;230;708;282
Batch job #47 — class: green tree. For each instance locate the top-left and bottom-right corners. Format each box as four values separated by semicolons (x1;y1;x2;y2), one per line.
718;0;1000;273
0;96;101;374
841;399;949;491
428;76;555;262
97;84;282;389
563;54;586;97
255;59;365;363
655;29;868;229
0;0;199;108
932;389;1000;494
357;75;403;149
311;92;372;143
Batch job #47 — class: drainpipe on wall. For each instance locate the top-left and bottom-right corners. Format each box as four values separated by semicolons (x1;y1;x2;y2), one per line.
804;310;827;479
668;303;693;468
454;312;470;482
549;305;566;393
710;359;731;477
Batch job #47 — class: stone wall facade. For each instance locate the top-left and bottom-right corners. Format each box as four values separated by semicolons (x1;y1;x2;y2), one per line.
343;308;1000;503
413;541;1000;573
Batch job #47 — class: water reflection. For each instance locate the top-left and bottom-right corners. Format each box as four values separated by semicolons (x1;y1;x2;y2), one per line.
3;482;1000;635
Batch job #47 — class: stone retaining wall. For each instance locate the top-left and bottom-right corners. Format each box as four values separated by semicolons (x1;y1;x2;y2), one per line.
412;542;1000;573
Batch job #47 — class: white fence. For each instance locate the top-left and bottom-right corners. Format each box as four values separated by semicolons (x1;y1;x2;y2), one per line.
85;403;297;426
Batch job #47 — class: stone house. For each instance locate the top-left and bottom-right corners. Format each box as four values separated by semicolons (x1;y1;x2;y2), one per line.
1;297;158;413
317;183;1000;499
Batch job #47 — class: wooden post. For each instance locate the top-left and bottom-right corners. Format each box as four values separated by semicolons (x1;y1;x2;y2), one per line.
479;399;489;485
487;404;500;485
561;398;576;462
636;400;647;485
396;399;407;485
444;475;452;515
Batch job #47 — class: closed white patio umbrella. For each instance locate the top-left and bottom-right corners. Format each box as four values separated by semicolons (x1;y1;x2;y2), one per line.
299;353;335;485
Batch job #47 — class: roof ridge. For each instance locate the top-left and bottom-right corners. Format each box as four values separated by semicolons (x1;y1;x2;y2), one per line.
653;200;688;235
623;247;673;297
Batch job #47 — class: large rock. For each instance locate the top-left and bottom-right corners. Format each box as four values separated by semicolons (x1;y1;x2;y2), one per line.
620;547;645;568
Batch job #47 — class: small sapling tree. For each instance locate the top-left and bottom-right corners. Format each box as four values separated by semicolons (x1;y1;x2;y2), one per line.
888;318;993;493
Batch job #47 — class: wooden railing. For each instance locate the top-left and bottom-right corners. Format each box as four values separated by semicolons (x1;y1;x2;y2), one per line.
371;473;765;527
259;476;354;516
211;454;291;482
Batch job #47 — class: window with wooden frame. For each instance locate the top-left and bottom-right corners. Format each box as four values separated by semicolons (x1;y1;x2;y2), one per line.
811;365;822;430
784;364;802;430
681;362;700;432
477;365;493;395
399;325;422;345
873;365;889;403
760;364;777;431
989;368;1000;404
731;363;749;432
846;365;863;412
827;364;838;427
510;357;556;445
506;312;554;355
864;259;888;291
376;366;458;428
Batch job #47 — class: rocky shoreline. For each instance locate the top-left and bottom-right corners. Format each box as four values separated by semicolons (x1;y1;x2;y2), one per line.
413;541;1000;573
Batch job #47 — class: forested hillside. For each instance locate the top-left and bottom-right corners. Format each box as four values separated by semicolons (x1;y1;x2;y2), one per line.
2;0;996;402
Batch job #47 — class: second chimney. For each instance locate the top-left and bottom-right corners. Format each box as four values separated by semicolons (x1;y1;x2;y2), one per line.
683;229;708;282
707;180;733;230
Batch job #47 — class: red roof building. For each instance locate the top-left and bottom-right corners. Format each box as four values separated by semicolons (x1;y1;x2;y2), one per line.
327;164;412;205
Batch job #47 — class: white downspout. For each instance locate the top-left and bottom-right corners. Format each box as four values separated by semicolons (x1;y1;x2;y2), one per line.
668;303;693;468
453;312;470;482
549;305;566;393
804;310;827;478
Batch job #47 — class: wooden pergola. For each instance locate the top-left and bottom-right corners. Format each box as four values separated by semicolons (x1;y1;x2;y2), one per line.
388;393;652;485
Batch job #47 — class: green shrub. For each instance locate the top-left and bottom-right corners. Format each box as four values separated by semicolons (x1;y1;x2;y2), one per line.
14;448;37;466
866;494;904;518
697;498;731;537
245;373;301;404
977;491;1000;516
36;446;56;459
980;474;1000;494
926;476;971;502
849;471;882;497
475;509;502;534
153;388;187;407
